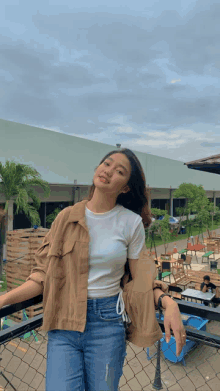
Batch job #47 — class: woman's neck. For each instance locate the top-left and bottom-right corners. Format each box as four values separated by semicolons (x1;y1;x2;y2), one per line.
86;200;116;214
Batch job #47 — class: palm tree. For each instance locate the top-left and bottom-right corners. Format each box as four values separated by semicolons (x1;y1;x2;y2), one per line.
46;207;63;229
0;159;51;279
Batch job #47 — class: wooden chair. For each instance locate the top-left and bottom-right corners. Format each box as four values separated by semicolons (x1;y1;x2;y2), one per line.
186;269;220;282
172;269;191;290
210;261;218;273
176;259;185;272
202;238;208;251
172;264;185;276
195;283;201;291
156;261;172;282
161;261;172;283
183;255;192;270
169;250;175;256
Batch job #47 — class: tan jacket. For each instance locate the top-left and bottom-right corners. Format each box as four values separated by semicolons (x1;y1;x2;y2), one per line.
26;200;168;347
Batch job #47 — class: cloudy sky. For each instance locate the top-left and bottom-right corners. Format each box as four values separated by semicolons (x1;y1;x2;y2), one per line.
1;0;220;162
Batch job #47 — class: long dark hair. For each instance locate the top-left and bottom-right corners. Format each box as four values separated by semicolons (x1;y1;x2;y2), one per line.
83;148;152;228
83;148;152;286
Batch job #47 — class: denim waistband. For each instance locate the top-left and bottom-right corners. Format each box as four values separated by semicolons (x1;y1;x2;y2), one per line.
87;292;119;308
87;289;131;324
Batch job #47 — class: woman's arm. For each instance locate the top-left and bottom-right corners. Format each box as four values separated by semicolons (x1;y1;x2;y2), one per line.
153;287;177;309
0;280;43;307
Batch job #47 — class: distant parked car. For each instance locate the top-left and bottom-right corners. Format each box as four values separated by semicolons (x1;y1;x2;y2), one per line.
158;216;179;224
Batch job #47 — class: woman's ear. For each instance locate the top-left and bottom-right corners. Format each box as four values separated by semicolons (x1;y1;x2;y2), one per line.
121;185;130;194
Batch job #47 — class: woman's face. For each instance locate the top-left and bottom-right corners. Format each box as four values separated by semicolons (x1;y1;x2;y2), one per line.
93;153;132;196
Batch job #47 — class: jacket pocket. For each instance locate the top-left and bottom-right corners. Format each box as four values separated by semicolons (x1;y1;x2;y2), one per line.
47;239;76;258
36;240;50;256
47;240;76;279
62;240;76;257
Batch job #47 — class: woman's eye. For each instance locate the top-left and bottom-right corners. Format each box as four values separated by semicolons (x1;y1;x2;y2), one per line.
104;162;123;175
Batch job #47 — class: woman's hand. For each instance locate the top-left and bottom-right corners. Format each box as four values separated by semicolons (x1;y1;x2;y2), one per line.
163;298;186;357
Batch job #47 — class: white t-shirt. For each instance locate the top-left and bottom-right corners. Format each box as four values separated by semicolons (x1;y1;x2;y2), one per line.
85;204;145;298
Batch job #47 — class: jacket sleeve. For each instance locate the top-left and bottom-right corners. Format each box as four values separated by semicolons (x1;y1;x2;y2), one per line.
26;206;72;289
25;228;52;289
132;245;169;295
152;279;169;294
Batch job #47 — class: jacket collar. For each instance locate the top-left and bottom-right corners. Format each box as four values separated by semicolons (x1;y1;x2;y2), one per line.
67;200;89;232
68;200;88;223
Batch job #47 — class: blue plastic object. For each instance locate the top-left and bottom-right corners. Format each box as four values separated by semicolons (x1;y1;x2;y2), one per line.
147;312;209;366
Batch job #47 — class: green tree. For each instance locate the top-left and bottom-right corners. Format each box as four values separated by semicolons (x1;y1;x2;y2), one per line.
195;201;220;238
173;183;208;237
0;159;51;279
148;208;171;254
150;208;165;219
46;208;62;229
149;208;164;237
149;208;171;254
159;212;171;254
147;208;161;250
175;206;185;234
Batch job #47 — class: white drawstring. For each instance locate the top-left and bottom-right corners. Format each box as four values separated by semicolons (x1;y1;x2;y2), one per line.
116;288;131;324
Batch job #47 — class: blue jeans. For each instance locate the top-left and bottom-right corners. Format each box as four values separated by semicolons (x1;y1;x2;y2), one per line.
46;293;128;391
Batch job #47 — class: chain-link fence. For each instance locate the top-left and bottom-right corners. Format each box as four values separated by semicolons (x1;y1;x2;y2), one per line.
0;297;220;391
0;325;47;391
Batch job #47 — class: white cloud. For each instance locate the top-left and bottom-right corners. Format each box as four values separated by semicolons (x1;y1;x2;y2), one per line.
107;115;129;125
170;78;181;83
135;128;216;149
117;126;133;133
135;136;185;148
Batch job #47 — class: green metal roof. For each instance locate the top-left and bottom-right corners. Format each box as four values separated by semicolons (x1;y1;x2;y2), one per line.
1;118;220;190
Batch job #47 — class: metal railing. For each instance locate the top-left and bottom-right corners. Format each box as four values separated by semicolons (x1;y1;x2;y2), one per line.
0;296;220;390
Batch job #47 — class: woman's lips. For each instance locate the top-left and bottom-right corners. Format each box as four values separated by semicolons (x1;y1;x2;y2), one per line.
99;177;108;183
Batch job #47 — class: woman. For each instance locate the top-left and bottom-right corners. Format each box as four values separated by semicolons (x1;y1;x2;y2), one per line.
0;148;186;391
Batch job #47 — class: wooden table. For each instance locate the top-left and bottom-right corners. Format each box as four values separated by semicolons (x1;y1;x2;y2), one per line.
187;244;206;262
181;288;215;306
